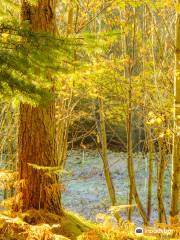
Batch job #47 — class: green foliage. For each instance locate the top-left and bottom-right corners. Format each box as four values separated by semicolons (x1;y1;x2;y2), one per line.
0;19;81;105
0;21;51;104
0;0;177;235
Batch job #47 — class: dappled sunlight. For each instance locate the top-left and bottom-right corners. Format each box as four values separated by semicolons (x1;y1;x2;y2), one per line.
0;0;179;239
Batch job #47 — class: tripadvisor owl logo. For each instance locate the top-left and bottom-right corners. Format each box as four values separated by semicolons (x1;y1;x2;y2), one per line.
135;226;173;237
135;227;144;235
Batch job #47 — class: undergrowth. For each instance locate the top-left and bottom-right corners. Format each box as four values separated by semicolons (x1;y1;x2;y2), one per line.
0;209;179;240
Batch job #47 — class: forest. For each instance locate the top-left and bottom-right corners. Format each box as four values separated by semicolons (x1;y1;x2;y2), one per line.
0;0;179;239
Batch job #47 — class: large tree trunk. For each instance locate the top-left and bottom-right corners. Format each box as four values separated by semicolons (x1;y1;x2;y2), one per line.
170;3;180;224
14;0;63;215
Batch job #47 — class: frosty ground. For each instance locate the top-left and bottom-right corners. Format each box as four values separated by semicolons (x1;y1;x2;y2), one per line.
62;150;171;226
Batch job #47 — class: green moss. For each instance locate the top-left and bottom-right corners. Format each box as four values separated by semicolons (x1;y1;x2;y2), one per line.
60;210;96;239
0;209;95;240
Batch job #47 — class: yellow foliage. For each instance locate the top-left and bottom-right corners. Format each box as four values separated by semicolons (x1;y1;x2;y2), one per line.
109;204;136;213
166;128;172;136
146;113;165;126
0;169;17;190
156;117;162;124
159;132;165;138
1;32;9;42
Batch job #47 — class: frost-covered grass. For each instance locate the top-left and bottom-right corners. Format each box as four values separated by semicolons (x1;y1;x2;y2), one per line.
62;149;171;225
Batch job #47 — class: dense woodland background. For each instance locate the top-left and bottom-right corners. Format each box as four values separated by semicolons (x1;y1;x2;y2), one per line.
0;0;179;240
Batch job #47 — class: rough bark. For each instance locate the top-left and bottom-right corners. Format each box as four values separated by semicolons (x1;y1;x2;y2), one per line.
14;0;63;215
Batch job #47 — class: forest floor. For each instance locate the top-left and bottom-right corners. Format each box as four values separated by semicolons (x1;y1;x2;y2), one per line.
0;150;178;240
62;149;171;226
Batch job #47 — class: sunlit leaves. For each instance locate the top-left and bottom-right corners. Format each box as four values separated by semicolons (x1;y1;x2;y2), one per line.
28;163;67;175
175;3;180;13
0;0;20;20
109;204;136;213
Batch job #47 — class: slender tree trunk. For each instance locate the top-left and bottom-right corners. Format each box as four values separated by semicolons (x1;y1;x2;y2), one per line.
124;5;148;225
170;3;180;224
96;97;120;223
14;0;63;215
98;97;117;206
127;82;133;221
147;130;153;221
126;77;148;225
56;1;74;168
56;98;71;168
67;1;74;35
157;139;167;223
